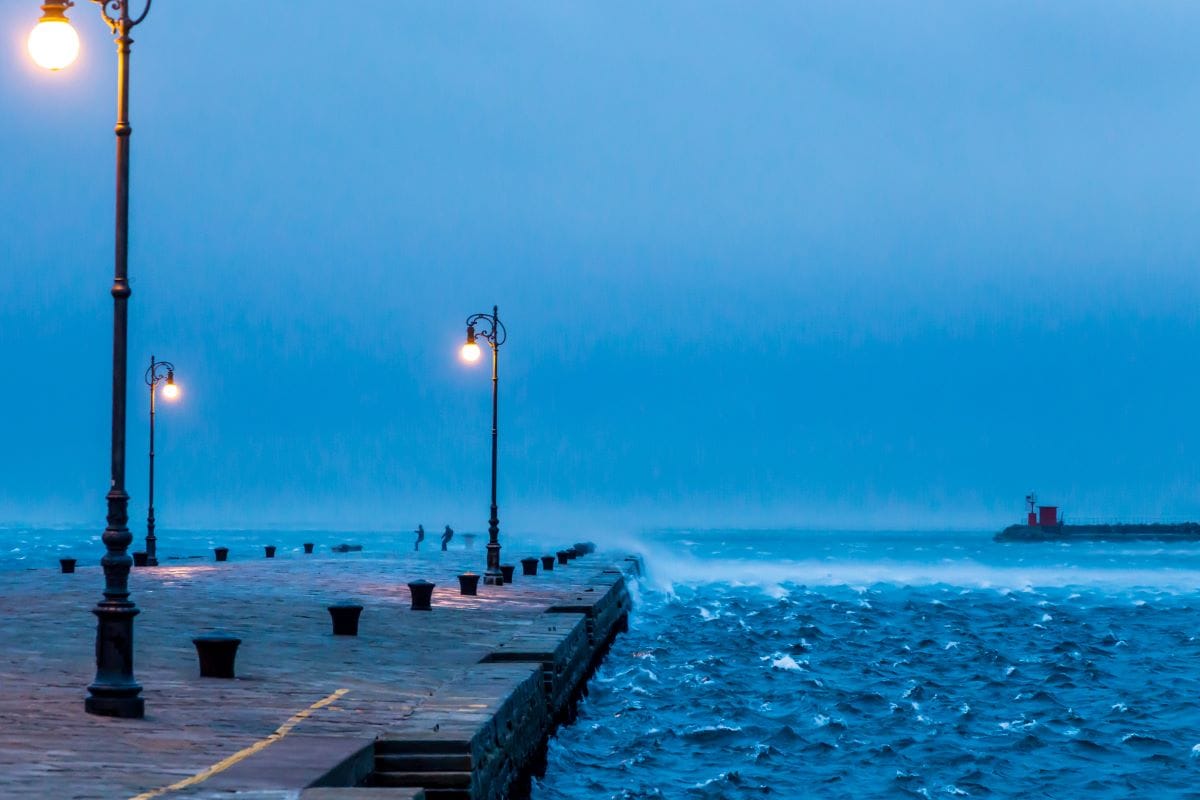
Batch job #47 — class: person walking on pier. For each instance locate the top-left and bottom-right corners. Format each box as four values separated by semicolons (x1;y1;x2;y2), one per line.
414;524;425;551
441;525;454;551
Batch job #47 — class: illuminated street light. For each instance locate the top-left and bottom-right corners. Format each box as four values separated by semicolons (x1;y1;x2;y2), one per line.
161;370;179;400
27;1;79;70
461;306;507;585
28;0;158;719
143;356;178;567
461;326;482;363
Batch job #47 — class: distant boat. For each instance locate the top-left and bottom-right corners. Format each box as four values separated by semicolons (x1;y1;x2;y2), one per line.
995;493;1200;542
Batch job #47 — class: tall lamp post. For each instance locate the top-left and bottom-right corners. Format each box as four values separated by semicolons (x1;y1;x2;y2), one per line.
461;306;507;586
28;0;156;718
144;356;178;567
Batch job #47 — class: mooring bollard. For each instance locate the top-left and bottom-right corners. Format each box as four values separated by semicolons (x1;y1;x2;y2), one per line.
59;558;76;574
192;633;241;678
573;541;596;555
327;602;364;636
458;572;480;596
264;545;276;558
541;555;556;571
557;550;570;565
214;547;229;562
500;564;516;583
132;551;149;567
521;557;539;576
303;542;315;554
408;579;435;610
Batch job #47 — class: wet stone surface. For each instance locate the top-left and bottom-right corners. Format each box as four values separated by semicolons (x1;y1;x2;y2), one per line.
0;544;619;799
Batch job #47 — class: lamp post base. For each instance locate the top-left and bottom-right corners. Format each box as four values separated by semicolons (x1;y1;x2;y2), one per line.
84;694;145;719
484;540;502;585
86;602;144;719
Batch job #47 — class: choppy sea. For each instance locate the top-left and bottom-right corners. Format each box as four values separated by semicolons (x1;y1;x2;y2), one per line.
534;529;1200;799
7;526;1200;797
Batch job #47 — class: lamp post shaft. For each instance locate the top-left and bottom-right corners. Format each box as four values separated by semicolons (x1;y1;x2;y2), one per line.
87;5;144;719
146;355;157;566
485;306;502;584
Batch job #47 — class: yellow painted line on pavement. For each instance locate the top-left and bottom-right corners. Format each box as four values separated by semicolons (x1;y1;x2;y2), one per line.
128;687;350;800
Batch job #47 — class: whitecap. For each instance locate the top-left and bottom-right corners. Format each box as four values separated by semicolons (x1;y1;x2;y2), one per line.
770;654;804;671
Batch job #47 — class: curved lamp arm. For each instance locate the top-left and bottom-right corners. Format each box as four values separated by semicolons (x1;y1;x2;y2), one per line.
144;358;174;388
90;0;153;32
465;307;507;349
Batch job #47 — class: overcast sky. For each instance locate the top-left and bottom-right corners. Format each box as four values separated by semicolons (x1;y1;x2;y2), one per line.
3;2;1200;534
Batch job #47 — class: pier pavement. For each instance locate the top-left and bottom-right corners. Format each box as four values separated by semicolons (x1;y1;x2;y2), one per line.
0;541;637;799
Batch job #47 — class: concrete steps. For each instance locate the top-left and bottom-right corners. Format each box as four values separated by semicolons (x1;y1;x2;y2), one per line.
370;770;472;789
375;753;474;772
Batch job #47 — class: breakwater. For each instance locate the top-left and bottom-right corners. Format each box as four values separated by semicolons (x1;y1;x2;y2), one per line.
0;540;639;799
995;522;1200;542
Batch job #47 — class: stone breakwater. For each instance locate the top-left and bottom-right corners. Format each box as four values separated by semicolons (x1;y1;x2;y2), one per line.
0;542;640;800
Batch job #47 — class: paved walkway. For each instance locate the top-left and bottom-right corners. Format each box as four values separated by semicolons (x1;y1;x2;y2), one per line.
0;542;613;799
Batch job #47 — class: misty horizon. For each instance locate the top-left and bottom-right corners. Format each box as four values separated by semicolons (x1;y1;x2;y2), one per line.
5;2;1200;533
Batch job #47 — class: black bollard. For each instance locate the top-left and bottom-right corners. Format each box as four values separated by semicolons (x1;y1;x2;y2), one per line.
521;557;539;576
132;551;149;567
303;542;315;554
214;547;229;562
458;572;480;596
573;541;596;555
408;579;435;610
59;558;76;574
500;564;516;583
264;545;277;558
557;550;570;565
566;548;580;561
541;555;556;571
192;633;241;678
327;602;364;636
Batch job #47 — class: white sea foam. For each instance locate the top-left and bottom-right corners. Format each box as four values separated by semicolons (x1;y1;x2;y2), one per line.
769;654;804;671
607;535;1200;595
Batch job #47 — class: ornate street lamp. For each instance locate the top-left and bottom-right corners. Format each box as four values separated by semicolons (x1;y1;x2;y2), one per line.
461;306;507;586
143;356;178;567
28;0;156;718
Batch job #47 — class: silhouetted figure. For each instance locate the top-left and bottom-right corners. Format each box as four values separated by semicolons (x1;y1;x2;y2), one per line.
414;524;425;551
441;525;454;551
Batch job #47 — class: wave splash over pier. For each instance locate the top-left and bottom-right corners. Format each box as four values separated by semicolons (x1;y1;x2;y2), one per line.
536;530;1200;799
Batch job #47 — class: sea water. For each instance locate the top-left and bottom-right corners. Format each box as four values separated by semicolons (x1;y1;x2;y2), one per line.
533;529;1200;799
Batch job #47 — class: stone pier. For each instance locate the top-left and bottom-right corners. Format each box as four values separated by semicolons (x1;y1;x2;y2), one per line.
0;543;640;799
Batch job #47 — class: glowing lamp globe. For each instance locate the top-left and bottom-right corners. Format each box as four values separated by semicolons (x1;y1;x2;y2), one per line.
461;341;482;363
28;18;79;71
162;376;180;400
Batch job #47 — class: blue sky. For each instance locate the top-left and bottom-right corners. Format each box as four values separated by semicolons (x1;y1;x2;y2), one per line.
2;2;1200;532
